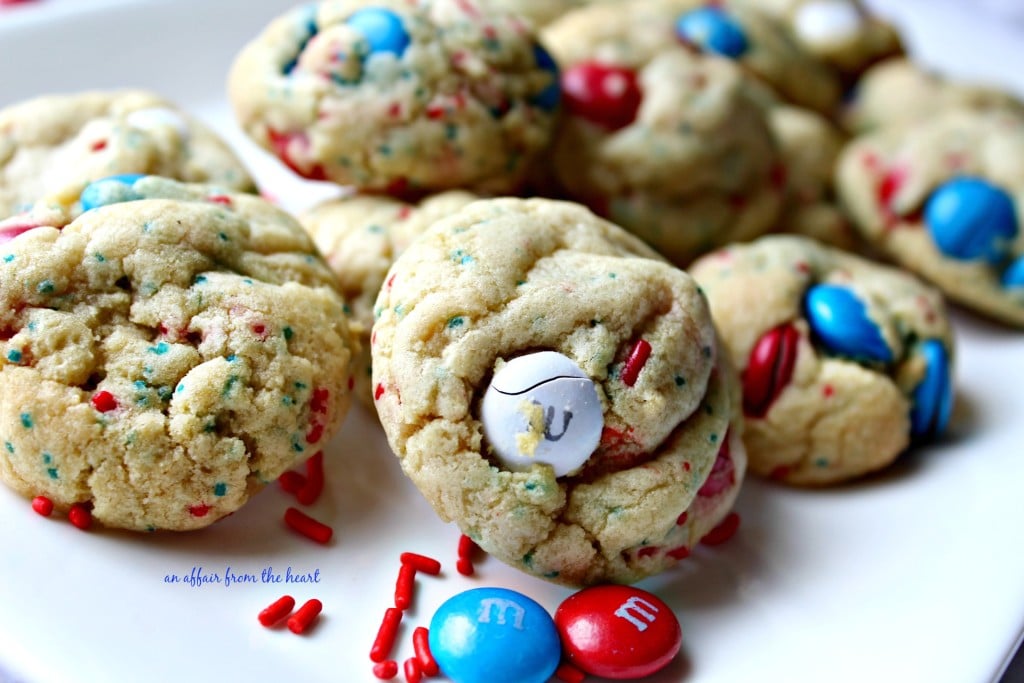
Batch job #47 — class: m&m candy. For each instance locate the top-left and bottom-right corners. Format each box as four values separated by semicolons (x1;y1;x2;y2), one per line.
924;177;1018;264
561;61;642;131
742;323;800;418
909;339;954;439
1001;255;1024;289
804;284;892;363
79;174;146;212
676;7;749;58
346;7;410;58
555;585;682;679
480;351;603;477
429;587;561;683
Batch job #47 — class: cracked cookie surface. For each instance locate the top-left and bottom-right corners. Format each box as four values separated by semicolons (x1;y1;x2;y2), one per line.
371;197;743;585
0;177;354;530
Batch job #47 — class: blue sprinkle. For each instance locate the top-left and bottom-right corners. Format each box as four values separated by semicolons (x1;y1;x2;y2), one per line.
20;413;32;429
346;7;410;58
194;275;207;284
447;316;464;329
148;342;169;355
134;380;147;390
283;326;294;340
213;482;227;497
6;349;22;363
37;280;55;294
80;174;146;211
226;354;237;362
175;383;185;394
42;453;52;464
2;254;13;263
47;468;58;479
3;441;12;453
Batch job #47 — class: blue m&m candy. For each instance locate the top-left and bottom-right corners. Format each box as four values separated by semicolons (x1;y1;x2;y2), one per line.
79;174;146;212
429;587;560;683
910;339;953;439
804;284;893;363
531;43;561;111
924;177;1018;264
1001;254;1024;289
346;7;410;58
676;7;749;58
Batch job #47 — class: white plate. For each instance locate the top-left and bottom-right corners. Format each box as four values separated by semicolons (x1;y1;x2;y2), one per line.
1;1;1023;682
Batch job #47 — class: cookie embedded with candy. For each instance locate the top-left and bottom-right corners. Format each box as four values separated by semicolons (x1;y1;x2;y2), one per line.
0;176;355;530
371;197;744;585
691;235;955;486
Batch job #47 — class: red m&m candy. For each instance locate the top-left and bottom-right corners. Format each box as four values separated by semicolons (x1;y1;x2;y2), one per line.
554;585;681;679
561;61;642;131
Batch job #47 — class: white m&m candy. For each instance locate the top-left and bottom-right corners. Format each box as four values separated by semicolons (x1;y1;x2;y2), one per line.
481;351;603;477
793;0;865;48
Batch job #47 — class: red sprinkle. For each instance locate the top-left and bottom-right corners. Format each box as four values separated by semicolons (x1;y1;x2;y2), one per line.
287;598;323;634
207;195;233;206
90;390;118;413
305;421;325;445
667;545;691;560
457;534;478;574
189;504;211;517
68;503;91;530
620;339;652;387
310;387;330;414
394;564;416;611
31;495;54;517
90;139;107;152
374;383;386;400
296;451;324;506
278;470;307;495
701;512;741;546
284;507;333;544
373;660;399;680
400;552;441;576
258;595;296;627
371;608;403;663
403;657;422;683
412;627;439;677
555;662;586;683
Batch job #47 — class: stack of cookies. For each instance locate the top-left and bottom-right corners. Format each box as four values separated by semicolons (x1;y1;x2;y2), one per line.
1;0;1020;591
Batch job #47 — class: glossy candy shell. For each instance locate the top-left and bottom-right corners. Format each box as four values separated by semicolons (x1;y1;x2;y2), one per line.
910;339;954;438
675;7;749;58
804;284;892;362
555;585;682;679
428;587;561;683
924;177;1018;264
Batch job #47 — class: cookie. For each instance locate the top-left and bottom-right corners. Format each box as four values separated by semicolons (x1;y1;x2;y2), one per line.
0;175;355;530
841;57;1024;134
0;90;255;218
744;0;902;78
371;197;744;585
836;108;1024;327
544;0;842;116
540;31;784;264
228;0;560;195
477;0;587;27
690;235;954;486
300;190;477;406
768;105;855;249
